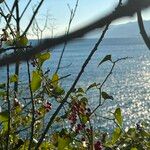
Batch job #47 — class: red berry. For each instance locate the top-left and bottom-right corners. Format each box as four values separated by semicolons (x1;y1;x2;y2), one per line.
82;124;86;128
77;124;82;130
47;102;51;106
94;141;102;150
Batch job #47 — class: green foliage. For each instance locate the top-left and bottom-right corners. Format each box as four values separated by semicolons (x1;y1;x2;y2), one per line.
86;82;97;91
16;36;28;47
0;111;8;131
0;91;6;97
10;74;18;83
58;136;71;150
102;91;113;100
51;73;59;87
31;71;42;92
105;127;122;147
98;55;112;66
0;83;5;89
0;6;149;149
114;107;123;126
36;52;51;67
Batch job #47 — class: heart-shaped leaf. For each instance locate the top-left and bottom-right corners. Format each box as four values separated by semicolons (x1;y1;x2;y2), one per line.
102;91;113;100
98;55;112;66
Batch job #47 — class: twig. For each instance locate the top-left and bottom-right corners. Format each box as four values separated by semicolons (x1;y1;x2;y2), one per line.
4;1;16;20
5;0;18;30
14;0;20;93
0;8;15;37
6;64;10;150
20;0;32;19
55;0;79;73
35;19;110;150
90;57;129;116
22;0;45;36
27;60;35;150
0;46;32;55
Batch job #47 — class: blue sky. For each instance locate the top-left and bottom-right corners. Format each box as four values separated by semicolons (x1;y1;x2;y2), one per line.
2;0;150;38
37;0;150;37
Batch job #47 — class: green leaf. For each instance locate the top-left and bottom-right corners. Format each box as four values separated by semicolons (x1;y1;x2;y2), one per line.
58;136;71;150
131;148;138;150
98;55;112;66
54;86;65;95
0;111;8;131
76;88;84;93
37;52;51;66
31;71;42;92
80;114;88;124
86;83;97;91
102;91;113;100
111;127;121;144
114;108;123;126
10;74;18;83
0;91;6;97
127;128;136;138
52;73;59;87
80;97;88;104
141;130;150;137
17;36;28;46
0;83;5;89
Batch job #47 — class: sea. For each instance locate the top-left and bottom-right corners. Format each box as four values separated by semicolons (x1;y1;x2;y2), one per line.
0;37;150;131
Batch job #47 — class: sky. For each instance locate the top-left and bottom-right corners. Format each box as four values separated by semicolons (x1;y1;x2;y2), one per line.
1;0;150;38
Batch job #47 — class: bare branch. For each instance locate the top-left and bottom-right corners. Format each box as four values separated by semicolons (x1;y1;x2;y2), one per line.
137;10;150;50
0;0;149;67
20;0;32;19
5;0;18;30
55;0;79;73
6;64;10;150
27;60;35;150
4;1;16;20
22;0;45;36
0;46;32;55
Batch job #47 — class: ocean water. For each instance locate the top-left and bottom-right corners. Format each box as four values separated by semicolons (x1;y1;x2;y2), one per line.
0;38;150;130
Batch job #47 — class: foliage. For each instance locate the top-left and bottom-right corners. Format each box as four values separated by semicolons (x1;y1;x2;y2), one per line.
0;0;149;150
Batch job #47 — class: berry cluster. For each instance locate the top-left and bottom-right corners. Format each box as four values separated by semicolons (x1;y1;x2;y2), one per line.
94;141;103;150
35;110;41;117
68;101;91;126
43;102;52;112
75;123;86;133
68;102;78;125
